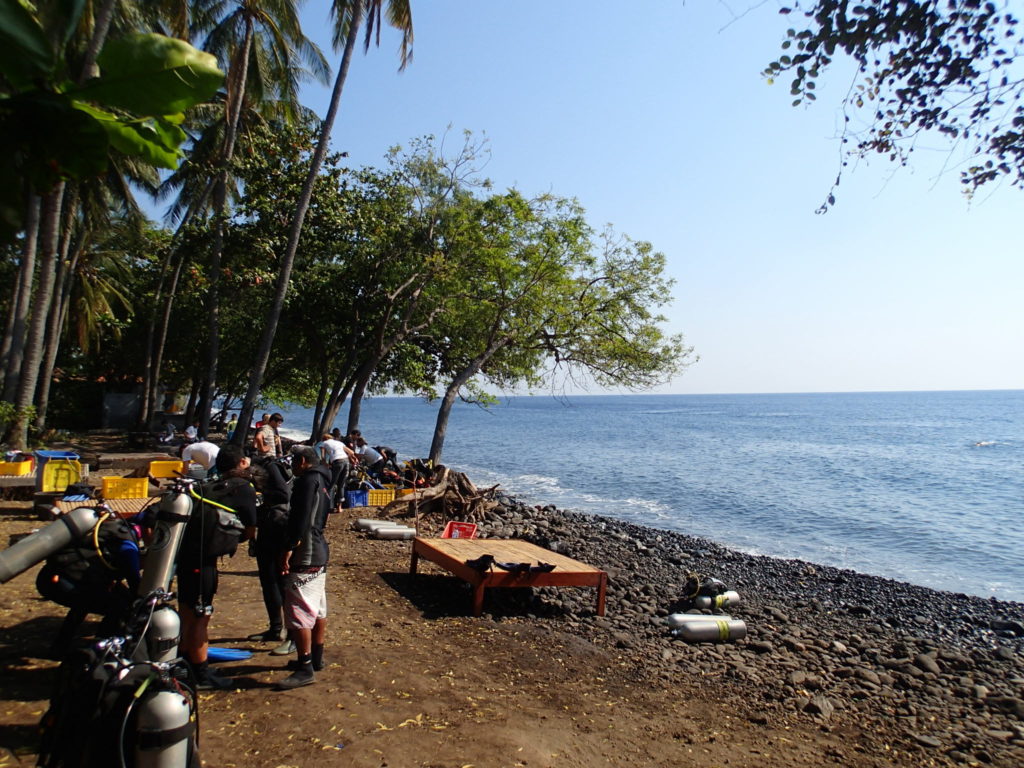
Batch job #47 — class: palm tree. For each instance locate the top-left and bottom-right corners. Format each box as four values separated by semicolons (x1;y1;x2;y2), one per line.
136;0;328;431
191;0;329;435
233;0;413;442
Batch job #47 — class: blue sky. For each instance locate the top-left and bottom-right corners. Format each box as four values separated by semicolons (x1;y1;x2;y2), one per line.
284;1;1022;395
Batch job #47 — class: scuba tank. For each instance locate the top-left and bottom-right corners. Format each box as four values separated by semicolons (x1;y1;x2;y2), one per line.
666;613;734;629
143;600;181;664
138;490;193;595
134;686;194;768
670;617;747;643
374;526;416;540
692;590;740;610
0;506;104;583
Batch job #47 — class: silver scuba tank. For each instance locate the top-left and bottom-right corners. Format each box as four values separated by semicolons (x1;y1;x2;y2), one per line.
138;491;193;596
134;688;193;768
354;519;392;530
670;617;747;643
145;603;181;663
692;590;740;610
666;613;734;629
374;526;416;540
0;506;103;583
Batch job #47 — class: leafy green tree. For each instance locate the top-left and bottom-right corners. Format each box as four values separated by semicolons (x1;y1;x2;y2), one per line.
765;0;1024;208
422;191;692;464
0;4;222;448
0;9;223;238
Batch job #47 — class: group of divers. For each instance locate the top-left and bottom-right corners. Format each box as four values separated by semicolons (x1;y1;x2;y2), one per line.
36;412;427;692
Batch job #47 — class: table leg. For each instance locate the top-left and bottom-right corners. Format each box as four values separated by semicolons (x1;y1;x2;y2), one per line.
596;573;607;617
472;582;486;617
409;547;419;575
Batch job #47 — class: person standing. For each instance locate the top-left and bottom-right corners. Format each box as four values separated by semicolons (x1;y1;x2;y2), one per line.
177;445;257;690
316;433;356;513
275;445;331;690
225;413;238;441
254;413;283;458
247;455;292;645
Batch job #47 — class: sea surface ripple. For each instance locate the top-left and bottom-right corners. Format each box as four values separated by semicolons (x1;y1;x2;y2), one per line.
277;390;1024;602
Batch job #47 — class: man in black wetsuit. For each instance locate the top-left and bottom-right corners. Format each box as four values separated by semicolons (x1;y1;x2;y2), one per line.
248;455;292;648
275;444;331;690
177;444;258;690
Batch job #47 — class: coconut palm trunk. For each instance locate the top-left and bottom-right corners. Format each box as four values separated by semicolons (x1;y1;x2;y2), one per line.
1;195;41;400
235;0;368;440
4;186;65;448
199;19;254;437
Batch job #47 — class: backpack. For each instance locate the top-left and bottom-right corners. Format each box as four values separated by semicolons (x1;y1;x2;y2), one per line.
46;516;138;585
180;477;248;559
38;643;199;767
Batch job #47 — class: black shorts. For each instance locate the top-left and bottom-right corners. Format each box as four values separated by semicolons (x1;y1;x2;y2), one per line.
177;563;218;613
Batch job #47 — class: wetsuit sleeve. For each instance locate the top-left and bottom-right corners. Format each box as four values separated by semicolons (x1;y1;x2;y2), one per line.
285;475;316;550
264;462;292;507
232;482;259;528
116;540;141;590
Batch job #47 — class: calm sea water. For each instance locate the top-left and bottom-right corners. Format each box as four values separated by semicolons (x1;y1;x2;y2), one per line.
276;391;1024;602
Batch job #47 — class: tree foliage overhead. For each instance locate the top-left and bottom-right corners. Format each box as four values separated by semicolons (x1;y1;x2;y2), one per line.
0;2;223;241
765;0;1024;207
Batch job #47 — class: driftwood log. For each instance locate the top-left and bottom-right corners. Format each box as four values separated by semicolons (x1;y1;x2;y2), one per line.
378;467;499;536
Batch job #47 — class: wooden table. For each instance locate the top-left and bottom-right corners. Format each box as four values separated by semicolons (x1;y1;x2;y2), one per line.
0;465;90;489
409;537;608;617
0;473;35;488
54;497;158;518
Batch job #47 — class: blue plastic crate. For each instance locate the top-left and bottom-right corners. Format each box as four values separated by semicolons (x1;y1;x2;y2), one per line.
345;489;368;508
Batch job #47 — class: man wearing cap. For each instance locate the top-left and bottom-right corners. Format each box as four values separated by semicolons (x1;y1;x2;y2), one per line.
275;444;332;689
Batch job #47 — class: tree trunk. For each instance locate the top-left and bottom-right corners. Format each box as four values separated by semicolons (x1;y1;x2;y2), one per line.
1;195;41;401
318;374;356;440
141;175;216;430
4;185;64;448
428;338;509;465
77;0;117;84
183;378;200;425
200;21;253;437
138;244;173;429
309;367;329;442
234;0;366;443
145;247;188;429
33;188;81;432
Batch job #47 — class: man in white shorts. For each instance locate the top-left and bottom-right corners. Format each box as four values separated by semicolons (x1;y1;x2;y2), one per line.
276;445;332;690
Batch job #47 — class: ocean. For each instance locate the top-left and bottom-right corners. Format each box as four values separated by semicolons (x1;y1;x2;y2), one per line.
274;390;1024;603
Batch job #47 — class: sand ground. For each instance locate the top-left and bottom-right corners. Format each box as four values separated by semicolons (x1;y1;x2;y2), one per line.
0;497;922;768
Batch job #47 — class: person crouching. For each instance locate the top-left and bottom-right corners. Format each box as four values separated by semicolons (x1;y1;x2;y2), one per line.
276;444;332;690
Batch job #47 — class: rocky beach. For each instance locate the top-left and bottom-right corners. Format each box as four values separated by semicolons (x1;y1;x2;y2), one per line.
464;492;1024;766
1;472;1023;767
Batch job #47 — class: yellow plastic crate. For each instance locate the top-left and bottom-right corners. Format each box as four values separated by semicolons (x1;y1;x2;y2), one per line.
398;488;416;497
102;476;148;499
40;459;81;492
0;458;33;476
367;488;396;506
149;459;186;478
